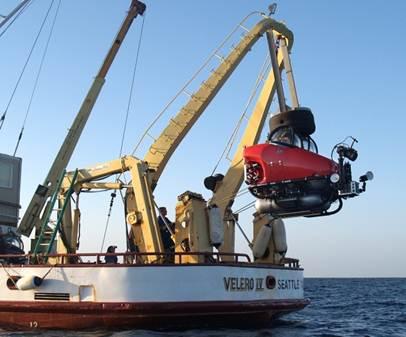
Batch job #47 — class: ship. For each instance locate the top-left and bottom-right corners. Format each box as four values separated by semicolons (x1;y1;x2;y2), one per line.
0;1;371;330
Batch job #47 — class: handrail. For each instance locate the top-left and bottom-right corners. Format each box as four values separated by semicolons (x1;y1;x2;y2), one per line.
0;252;304;268
0;251;251;265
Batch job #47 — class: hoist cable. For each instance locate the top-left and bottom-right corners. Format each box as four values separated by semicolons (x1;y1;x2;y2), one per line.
234;200;256;214
225;59;271;161
118;13;146;158
13;0;61;156
213;187;250;207
0;0;55;132
118;189;131;252
75;194;81;250
210;56;271;175
0;0;33;39
114;14;146;187
100;192;117;253
231;213;252;248
101;13;147;253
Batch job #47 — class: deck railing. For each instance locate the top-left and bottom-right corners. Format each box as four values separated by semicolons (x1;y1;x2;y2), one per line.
0;251;252;266
0;251;301;268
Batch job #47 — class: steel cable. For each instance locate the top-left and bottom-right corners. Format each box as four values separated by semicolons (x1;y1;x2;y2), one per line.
0;0;33;39
13;0;61;156
101;12;147;252
0;0;55;132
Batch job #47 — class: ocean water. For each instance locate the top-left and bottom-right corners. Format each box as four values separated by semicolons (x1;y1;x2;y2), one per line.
1;278;405;337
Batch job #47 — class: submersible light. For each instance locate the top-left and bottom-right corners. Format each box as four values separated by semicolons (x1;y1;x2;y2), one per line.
330;173;340;184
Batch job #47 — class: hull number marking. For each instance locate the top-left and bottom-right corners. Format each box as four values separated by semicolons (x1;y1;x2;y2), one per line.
29;321;38;328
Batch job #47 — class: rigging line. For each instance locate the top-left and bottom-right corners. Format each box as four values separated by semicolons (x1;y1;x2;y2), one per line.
210;56;271;175
131;11;264;156
118;13;146;158
234;200;256;214
41;263;56;281
231;213;252;248
225;60;271;161
209;187;250;208
100;191;117;253
118;189;131;251
0;0;55;132
75;194;81;250
0;263;19;288
217;187;250;203
0;0;33;39
114;14;146;185
13;0;61;157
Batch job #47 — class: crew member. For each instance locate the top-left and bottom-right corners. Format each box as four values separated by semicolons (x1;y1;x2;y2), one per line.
105;245;118;264
157;207;175;257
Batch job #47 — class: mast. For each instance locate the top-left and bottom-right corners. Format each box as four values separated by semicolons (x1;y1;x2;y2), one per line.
18;0;146;237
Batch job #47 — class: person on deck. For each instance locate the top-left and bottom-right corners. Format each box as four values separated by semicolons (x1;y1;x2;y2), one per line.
157;207;175;258
105;245;118;264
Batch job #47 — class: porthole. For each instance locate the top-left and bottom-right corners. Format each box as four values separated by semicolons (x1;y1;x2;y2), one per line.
266;275;276;289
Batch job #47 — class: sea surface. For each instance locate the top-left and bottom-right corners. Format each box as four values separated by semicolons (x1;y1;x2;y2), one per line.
1;278;405;337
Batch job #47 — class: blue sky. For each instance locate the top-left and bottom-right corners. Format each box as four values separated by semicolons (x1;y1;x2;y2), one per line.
1;0;405;277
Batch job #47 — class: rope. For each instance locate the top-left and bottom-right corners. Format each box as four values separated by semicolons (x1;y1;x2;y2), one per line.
113;14;146;185
211;56;271;175
13;0;61;156
118;189;131;251
0;0;55;132
231;214;252;248
234;200;256;214
104;14;147;245
118;14;146;157
131;11;264;156
41;263;56;281
100;15;147;252
100;192;117;253
225;60;271;162
0;263;19;288
209;187;250;208
0;0;33;39
75;194;81;250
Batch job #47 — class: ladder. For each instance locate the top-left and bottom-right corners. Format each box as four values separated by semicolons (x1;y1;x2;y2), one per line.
32;169;78;261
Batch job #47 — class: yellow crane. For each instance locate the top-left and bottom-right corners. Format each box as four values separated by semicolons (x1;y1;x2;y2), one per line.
20;5;298;264
17;0;146;238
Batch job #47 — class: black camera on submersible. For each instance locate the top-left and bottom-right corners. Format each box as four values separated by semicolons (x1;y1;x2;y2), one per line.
336;145;358;162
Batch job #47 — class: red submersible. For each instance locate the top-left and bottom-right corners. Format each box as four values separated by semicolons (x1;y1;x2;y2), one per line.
244;107;373;218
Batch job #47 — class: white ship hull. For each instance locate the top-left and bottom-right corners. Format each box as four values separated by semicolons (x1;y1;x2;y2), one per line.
0;262;308;329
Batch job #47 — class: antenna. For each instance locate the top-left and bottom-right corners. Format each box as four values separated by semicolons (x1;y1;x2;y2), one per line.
268;3;277;16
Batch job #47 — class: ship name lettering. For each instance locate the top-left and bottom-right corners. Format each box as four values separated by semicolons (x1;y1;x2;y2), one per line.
224;277;265;291
277;279;301;290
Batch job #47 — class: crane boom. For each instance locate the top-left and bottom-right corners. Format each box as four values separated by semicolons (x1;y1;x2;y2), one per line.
18;0;146;237
143;18;293;189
